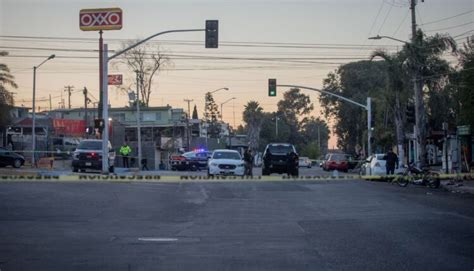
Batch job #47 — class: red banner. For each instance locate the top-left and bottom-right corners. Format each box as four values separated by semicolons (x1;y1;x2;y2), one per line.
53;119;86;136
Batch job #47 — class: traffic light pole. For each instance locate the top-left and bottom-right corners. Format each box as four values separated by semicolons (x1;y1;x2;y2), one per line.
277;84;372;156
101;28;206;174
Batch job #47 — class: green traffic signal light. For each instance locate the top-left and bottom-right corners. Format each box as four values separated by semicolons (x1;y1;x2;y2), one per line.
268;78;277;97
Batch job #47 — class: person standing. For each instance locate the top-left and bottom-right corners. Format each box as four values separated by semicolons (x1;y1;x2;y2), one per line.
243;148;254;177
120;142;132;168
384;149;399;175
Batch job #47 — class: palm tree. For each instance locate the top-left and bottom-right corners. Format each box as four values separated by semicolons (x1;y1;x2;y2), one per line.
370;49;409;165
408;30;457;166
243;101;264;152
0;51;17;129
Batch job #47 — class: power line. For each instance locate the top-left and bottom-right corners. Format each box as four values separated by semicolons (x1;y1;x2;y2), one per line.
392;10;410;37
425;21;474;33
377;3;394;34
421;10;474;26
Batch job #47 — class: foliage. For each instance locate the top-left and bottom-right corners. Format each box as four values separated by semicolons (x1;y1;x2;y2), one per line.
204;92;221;138
320;60;388;154
277;88;314;145
192;105;198;119
0;51;16;129
300;141;320;159
117;41;171;107
456;36;474;128
242;101;264;151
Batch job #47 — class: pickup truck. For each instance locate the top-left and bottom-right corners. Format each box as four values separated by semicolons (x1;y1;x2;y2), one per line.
72;139;115;173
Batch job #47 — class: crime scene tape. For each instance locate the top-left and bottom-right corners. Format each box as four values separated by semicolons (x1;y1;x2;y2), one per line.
0;173;472;183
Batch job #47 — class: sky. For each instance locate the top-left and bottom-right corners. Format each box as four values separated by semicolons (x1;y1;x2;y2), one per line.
1;0;473;148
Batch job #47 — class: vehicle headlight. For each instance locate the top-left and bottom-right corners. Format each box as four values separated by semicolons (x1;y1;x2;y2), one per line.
210;163;218;167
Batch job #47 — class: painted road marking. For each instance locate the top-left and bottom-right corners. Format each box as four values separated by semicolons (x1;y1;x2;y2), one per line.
138;237;178;242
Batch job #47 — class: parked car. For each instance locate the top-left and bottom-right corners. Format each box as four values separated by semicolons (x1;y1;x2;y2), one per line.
208;149;245;176
170;150;212;171
360;154;403;176
0;147;25;168
262;143;299;176
298;156;312;168
322;153;349;172
72;139;115;173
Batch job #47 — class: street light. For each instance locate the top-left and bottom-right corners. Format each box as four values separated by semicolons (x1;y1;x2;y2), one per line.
368;35;410;45
32;54;55;167
208;87;229;94
220;97;236;121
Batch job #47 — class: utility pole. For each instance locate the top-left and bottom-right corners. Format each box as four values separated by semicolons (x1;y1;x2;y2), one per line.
64;85;74;109
410;0;427;167
134;70;143;170
184;99;194;151
83;87;90;133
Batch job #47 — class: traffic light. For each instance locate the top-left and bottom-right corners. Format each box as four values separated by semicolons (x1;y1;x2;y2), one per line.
406;105;415;124
268;78;277;97
205;20;219;48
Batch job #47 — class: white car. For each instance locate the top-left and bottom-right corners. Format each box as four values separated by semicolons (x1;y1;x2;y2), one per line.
208;149;245;176
361;153;402;176
298;157;312;168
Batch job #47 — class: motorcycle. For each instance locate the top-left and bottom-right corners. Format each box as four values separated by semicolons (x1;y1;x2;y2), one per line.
394;163;440;188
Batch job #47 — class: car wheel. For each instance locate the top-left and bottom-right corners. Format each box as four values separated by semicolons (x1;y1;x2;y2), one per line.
73;167;78;172
13;159;23;168
109;166;114;173
262;168;270;176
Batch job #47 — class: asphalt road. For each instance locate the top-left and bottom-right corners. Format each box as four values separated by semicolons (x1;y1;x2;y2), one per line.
1;179;473;271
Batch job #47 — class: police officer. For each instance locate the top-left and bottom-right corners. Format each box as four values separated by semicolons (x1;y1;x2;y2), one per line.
120;142;132;168
384;148;399;175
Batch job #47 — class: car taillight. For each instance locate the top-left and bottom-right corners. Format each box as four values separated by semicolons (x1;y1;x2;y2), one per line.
91;152;97;158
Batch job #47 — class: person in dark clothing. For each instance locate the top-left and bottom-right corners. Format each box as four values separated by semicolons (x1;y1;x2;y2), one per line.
141;158;149;171
243;148;254;177
384;149;399;175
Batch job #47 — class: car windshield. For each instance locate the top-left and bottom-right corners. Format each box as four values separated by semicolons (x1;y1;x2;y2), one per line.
330;154;347;161
77;141;102;150
212;151;241;160
268;144;293;154
183;152;196;158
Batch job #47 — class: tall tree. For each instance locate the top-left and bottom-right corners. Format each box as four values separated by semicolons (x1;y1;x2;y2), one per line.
0;51;17;130
242;101;264;152
204;92;221;138
407;30;457;166
118;41;171;107
456;36;474;128
277;88;313;145
320;60;388;154
192;105;198;119
301;117;330;156
370;49;411;165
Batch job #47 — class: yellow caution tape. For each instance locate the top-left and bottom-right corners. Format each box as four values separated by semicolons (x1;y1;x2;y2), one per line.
0;173;472;183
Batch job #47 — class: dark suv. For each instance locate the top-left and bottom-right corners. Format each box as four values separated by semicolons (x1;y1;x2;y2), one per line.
262;143;299;176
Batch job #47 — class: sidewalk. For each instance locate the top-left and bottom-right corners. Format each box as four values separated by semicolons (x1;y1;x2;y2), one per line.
441;179;474;195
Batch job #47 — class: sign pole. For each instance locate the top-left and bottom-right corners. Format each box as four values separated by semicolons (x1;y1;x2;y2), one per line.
102;44;109;174
98;30;103;120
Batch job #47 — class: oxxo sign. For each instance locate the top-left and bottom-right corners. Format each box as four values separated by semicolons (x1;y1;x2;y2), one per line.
80;8;123;31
